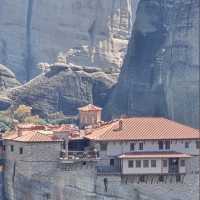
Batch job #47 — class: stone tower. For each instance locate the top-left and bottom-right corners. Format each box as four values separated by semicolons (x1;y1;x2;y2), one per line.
78;104;102;129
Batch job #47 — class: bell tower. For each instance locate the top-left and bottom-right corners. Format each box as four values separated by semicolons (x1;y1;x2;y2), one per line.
78;104;102;129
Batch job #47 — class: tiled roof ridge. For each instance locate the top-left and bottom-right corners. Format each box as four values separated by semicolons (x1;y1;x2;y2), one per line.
85;119;119;139
15;130;61;142
78;104;102;111
85;117;199;141
99;121;118;139
122;151;187;155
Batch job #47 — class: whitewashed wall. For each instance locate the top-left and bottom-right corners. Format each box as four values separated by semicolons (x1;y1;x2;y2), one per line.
98;139;199;157
121;158;187;175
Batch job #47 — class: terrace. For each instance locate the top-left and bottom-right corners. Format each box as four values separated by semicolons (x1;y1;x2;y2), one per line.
59;150;99;163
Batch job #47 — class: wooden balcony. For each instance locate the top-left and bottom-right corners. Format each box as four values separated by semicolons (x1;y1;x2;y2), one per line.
59;150;99;163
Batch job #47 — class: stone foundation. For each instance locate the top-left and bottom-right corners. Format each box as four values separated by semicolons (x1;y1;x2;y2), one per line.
4;157;199;200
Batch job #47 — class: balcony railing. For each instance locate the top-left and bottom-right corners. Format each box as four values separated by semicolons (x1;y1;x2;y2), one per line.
60;150;98;161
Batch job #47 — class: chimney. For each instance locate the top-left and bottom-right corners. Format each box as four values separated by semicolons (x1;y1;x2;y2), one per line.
18;127;23;137
119;120;123;130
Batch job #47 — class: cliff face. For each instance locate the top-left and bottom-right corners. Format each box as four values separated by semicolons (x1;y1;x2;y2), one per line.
0;64;20;90
5;64;116;117
105;0;200;128
0;0;137;81
4;158;199;200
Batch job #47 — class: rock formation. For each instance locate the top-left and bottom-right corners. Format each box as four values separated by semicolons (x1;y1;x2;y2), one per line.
0;64;20;90
0;64;20;110
5;64;116;117
0;0;137;81
104;0;200;128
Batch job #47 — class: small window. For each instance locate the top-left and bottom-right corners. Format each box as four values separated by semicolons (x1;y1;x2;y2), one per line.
110;159;114;167
165;141;170;150
136;160;141;168
159;175;164;182
151;160;156;168
162;160;168;167
196;141;200;149
176;175;181;182
180;160;185;167
143;160;149;168
139;143;143;150
3;145;6;151
19;147;23;155
10;145;14;152
100;143;107;151
185;142;189;148
128;160;134;168
158;141;163;150
139;175;145;182
82;161;86;165
130;143;135;151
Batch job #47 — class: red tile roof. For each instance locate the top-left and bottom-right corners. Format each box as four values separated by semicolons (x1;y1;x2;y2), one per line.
17;124;45;131
4;123;81;142
85;118;200;141
118;151;191;159
51;124;77;133
78;104;102;111
4;130;62;143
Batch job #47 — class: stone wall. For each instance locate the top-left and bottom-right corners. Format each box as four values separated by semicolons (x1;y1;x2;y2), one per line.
3;140;62;200
3;138;200;200
4;156;200;200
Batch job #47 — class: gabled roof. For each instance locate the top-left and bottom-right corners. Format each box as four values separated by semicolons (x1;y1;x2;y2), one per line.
4;130;62;143
119;151;191;159
78;104;102;112
85;118;200;141
3;123;80;143
16;131;61;142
